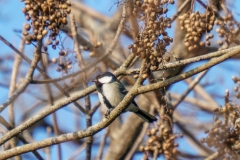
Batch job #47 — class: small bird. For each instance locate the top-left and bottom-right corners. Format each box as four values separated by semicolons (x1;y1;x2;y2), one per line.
92;72;157;123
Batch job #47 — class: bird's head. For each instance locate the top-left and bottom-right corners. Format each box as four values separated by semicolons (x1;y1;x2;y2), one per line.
91;72;116;84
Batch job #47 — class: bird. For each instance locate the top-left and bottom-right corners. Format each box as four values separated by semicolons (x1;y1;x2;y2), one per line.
92;72;157;123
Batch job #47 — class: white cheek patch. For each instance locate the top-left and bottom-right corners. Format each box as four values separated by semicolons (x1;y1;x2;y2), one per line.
98;76;112;83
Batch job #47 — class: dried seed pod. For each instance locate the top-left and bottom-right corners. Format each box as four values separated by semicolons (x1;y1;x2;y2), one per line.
52;58;57;63
169;0;174;4
52;45;56;49
67;65;72;69
199;41;205;47
188;46;193;51
164;55;170;62
22;7;27;13
22;30;28;36
206;40;211;46
42;30;48;36
25;40;31;45
59;51;65;56
56;67;61;72
142;74;148;79
25;24;31;31
89;51;96;57
25;35;32;41
25;14;31;21
37;35;42;40
218;40;223;46
96;41;102;47
134;74;139;79
47;40;53;45
234;86;238;92
232;76;238;83
61;18;68;24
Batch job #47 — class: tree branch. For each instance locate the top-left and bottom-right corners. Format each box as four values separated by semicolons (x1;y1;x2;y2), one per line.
137;46;240;94
172;70;208;108
0;40;42;113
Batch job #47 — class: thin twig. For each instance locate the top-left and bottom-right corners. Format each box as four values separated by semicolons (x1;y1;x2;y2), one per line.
0;35;85;114
70;13;93;160
45;126;52;160
184;77;219;109
0;116;44;160
41;57;62;160
172;70;208;108
190;0;195;12
126;0;139;39
176;122;213;154
96;128;109;160
31;45;239;84
170;93;216;112
0;40;42;113
8;32;24;127
67;143;87;160
89;102;101;115
204;152;219;160
125;114;150;160
8;28;25;160
72;2;109;23
171;0;191;22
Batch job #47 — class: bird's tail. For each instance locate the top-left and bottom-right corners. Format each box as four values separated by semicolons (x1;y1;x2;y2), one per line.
134;108;157;123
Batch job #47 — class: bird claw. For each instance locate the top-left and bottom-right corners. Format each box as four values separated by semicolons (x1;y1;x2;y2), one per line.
104;108;113;117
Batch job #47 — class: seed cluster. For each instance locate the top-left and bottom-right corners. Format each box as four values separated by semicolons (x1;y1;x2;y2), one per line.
232;76;240;99
179;11;215;51
139;121;181;160
201;103;240;159
52;51;72;73
215;13;240;50
129;0;174;77
21;0;71;46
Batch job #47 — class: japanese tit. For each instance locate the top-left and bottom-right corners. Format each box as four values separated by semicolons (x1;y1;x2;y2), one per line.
92;72;157;123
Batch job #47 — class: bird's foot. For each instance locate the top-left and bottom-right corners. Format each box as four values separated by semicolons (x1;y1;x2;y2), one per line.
104;108;113;118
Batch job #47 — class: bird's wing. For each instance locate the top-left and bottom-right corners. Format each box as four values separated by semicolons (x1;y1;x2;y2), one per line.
118;81;139;108
118;81;128;95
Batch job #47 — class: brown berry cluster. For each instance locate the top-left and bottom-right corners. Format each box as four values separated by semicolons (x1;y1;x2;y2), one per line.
215;12;240;50
139;122;181;160
179;11;215;51
201;102;240;160
21;0;71;46
52;51;72;73
232;76;240;99
129;0;174;73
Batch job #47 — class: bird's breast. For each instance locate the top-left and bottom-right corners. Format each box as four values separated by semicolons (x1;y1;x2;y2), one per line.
101;82;125;108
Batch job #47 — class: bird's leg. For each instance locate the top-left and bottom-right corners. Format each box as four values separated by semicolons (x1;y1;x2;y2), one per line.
104;108;113;117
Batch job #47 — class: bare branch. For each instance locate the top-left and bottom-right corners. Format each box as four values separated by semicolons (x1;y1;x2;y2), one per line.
0;35;86;114
172;70;208;108
0;40;42;113
204;152;219;160
0;116;43;160
96;128;109;160
70;13;93;160
137;46;240;94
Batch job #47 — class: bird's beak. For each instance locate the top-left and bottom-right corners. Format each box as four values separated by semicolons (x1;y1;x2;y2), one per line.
91;79;96;82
